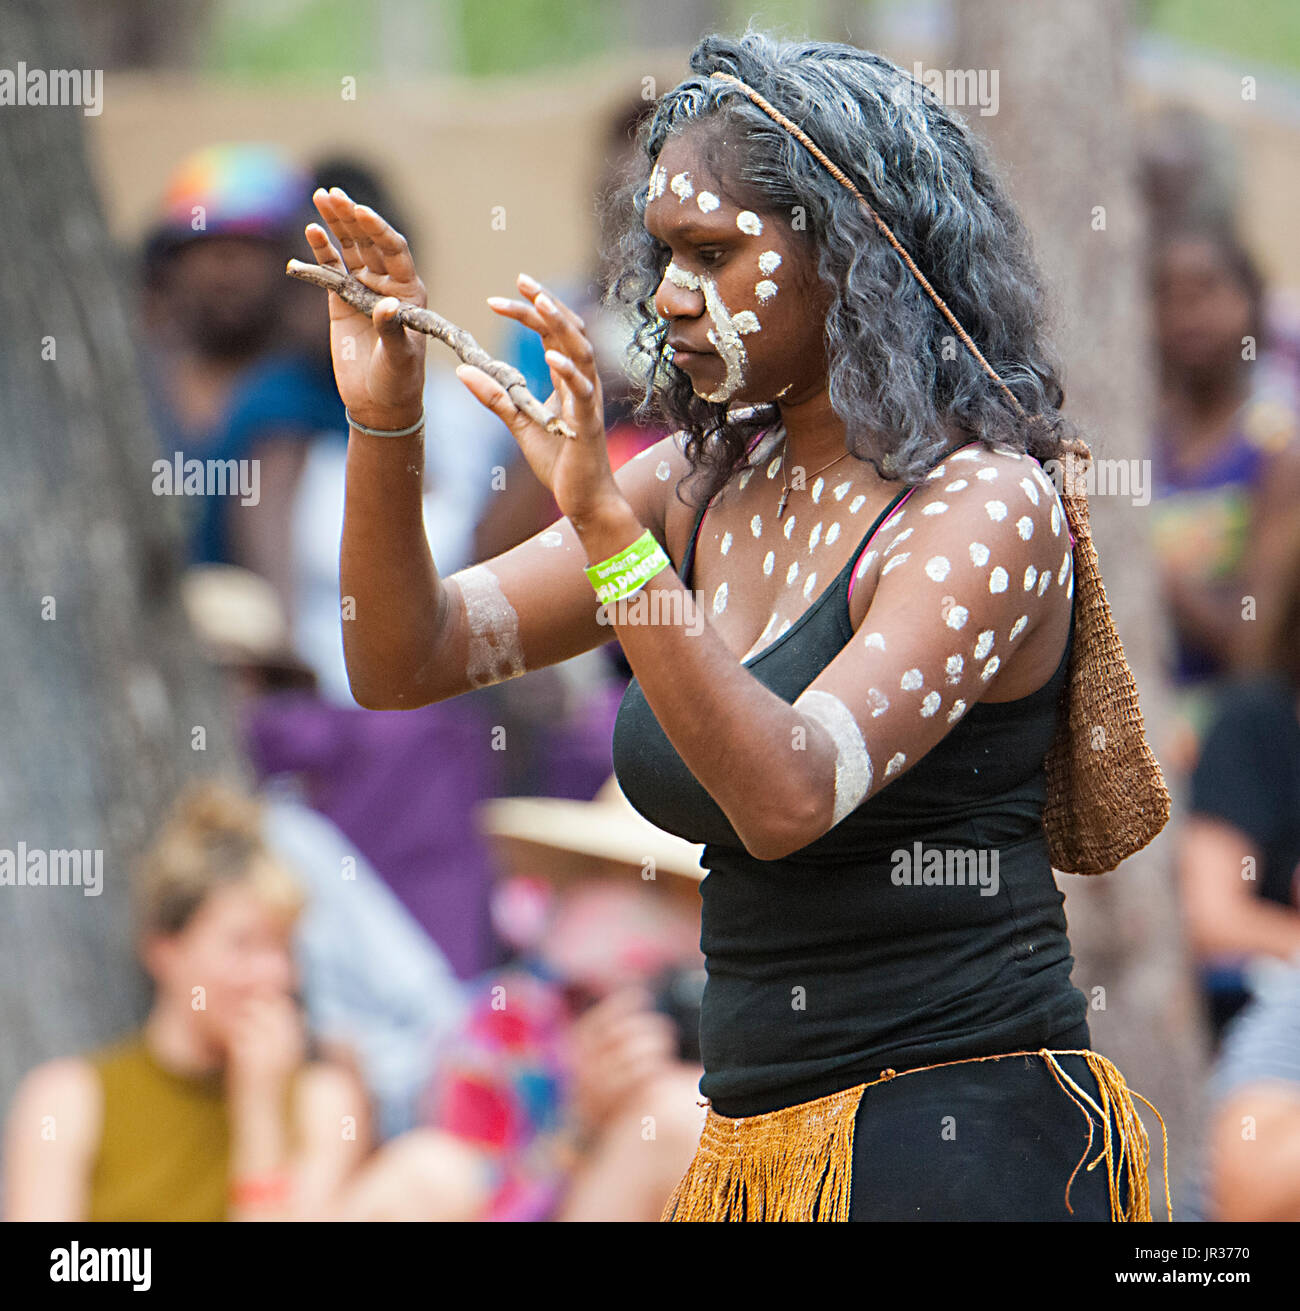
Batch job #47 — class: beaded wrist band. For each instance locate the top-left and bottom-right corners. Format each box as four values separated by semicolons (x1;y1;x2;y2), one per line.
345;407;426;437
584;529;670;605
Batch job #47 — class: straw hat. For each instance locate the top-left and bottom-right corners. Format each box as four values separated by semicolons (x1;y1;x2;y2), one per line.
477;774;706;893
180;564;316;685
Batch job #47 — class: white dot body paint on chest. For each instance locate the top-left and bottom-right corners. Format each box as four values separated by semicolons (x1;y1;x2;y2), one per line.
669;171;694;201
751;515;763;538
713;582;728;615
794;688;873;825
655;460;672;481
736;210;763;235
540;530;563;548
720;531;732;555
697;191;720;213
451;565;526;689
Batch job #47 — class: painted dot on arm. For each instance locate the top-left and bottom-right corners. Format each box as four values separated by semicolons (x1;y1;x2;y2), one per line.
970;542;990;567
786;561;800;584
947;699;967;723
989;566;1009;593
1020;477;1039;505
945;654;964;682
985;500;1007;521
1009;615;1028;640
945;604;969;630
713;582;728;614
900;668;924;691
974;629;995;659
863;631;886;650
865;687;890;717
981;655;1001;681
1024;565;1038;591
1016;516;1034;541
920;691;941;717
884;751;907;778
925;555;950;581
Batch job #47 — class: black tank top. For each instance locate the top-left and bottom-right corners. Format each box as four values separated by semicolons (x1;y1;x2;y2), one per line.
611;444;1088;1117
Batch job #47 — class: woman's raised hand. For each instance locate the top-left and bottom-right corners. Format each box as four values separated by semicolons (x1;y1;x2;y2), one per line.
459;276;625;530
306;187;428;431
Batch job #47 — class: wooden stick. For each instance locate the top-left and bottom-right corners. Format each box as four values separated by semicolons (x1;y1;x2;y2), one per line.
285;259;576;438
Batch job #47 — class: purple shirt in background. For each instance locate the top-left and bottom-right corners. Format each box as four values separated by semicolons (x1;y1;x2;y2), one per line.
245;691;501;980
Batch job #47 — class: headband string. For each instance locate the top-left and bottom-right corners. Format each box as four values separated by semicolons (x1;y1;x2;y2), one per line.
709;70;1027;421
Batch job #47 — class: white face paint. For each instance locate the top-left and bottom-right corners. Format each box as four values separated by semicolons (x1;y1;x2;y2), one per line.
663;261;748;403
670;171;694;201
451;565;526;688
794;688;873;825
732;310;761;335
736;210;763;235
758;250;782;275
696;191;720;213
755;280;779;303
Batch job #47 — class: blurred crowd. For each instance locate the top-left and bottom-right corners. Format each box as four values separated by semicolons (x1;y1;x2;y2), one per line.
3;95;1300;1221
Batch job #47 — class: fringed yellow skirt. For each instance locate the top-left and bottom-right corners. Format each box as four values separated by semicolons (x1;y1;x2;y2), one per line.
661;1048;1170;1222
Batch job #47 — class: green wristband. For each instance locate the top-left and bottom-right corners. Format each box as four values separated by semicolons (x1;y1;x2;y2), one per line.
584;529;671;605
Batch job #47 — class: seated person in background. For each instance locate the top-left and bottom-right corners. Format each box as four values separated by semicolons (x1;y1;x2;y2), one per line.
181;563;470;1128
1180;963;1300;1221
3;783;368;1220
1148;221;1300;772
1179;518;1300;1041
338;777;707;1221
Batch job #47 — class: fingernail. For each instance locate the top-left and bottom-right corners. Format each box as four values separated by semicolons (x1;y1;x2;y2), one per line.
486;296;511;308
536;293;556;314
544;349;569;366
518;272;540;292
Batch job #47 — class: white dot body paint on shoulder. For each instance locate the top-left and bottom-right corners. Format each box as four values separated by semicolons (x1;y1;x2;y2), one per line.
450;565;526;689
736;210;762;235
794;689;873;825
670;171;694;201
697;191;720;213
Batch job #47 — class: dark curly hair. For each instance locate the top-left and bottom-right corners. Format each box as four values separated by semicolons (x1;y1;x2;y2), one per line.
604;30;1075;507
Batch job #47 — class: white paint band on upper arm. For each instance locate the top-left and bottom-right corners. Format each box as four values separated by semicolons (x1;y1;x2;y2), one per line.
794;688;873;825
449;564;526;688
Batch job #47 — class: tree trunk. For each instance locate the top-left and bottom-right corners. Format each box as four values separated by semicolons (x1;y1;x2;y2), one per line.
0;0;244;1132
952;0;1208;1203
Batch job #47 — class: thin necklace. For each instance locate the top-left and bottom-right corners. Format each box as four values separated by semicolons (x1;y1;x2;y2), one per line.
775;431;852;518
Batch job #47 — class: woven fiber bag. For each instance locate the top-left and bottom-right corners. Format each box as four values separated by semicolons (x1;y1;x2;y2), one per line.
1042;439;1172;874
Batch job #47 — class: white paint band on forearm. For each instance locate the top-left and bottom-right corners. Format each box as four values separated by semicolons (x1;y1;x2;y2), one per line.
793;689;873;825
448;564;526;688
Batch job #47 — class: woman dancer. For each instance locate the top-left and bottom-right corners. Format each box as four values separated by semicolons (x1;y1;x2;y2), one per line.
303;32;1164;1220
